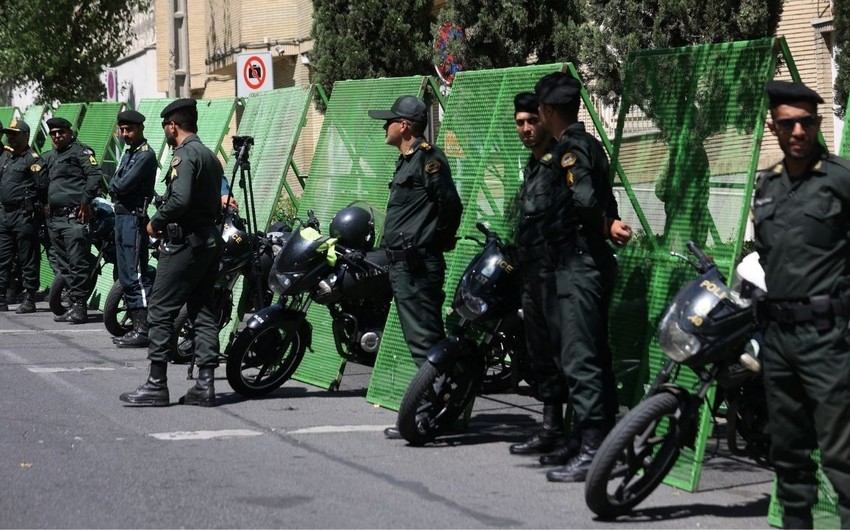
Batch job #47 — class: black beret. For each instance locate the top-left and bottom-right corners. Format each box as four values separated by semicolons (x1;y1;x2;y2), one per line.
46;117;73;131
160;98;198;119
766;80;824;108
368;95;428;123
2;119;30;135
535;72;581;106
514;92;538;115
117;109;146;125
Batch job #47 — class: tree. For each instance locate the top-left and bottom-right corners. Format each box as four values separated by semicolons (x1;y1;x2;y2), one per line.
310;0;434;106
433;0;583;73
0;0;149;104
835;0;850;118
580;0;783;108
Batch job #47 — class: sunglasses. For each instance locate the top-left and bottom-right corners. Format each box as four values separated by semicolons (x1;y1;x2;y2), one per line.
49;129;68;136
161;120;174;128
773;115;819;132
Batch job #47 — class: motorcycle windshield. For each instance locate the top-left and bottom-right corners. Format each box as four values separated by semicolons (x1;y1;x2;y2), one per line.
268;228;330;295
454;241;519;321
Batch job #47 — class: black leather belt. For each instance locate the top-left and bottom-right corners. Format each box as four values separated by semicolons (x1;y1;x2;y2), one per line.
114;203;145;216
764;294;850;325
0;201;25;212
385;247;436;263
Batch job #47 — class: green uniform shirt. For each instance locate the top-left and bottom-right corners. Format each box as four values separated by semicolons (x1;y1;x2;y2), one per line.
382;137;462;251
43;139;103;208
109;140;157;210
150;134;222;233
753;146;850;299
0;146;45;206
543;122;618;247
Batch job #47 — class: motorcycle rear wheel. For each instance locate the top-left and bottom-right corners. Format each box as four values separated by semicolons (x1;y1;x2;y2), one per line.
167;306;194;364
397;360;483;445
225;325;307;397
48;273;72;316
584;392;683;519
103;280;132;337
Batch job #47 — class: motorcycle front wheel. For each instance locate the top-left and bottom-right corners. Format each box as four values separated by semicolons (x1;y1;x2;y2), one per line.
103;281;132;336
225;324;307;397
397;359;483;446
584;392;683;519
167;306;194;364
48;273;72;316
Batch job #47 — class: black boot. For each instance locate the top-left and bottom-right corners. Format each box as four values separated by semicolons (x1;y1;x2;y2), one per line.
179;366;216;407
116;309;150;348
539;428;582;466
0;294;8;312
384;426;402;439
67;301;88;324
781;507;812;529
120;362;169;406
546;427;607;482
510;403;564;455
16;290;36;314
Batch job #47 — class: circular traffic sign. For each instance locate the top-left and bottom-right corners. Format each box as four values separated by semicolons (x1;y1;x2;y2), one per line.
243;56;267;90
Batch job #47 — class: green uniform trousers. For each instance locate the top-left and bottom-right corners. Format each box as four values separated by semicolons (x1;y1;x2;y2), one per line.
762;318;850;527
0;210;41;292
147;240;222;367
388;255;446;367
552;248;618;429
520;254;568;403
47;215;94;300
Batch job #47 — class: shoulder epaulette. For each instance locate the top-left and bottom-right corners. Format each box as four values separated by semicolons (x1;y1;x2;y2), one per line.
141;144;149;152
420;141;432;151
828;153;850;172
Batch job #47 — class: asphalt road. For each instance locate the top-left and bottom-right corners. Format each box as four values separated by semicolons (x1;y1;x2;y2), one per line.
0;304;776;528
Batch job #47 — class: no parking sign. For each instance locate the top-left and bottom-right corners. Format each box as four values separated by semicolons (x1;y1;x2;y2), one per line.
236;52;274;97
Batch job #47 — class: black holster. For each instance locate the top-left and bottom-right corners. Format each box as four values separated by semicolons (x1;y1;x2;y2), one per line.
403;241;426;275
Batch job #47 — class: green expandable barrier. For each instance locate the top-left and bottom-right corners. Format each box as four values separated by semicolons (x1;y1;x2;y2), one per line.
766;451;841;528
0;107;15;129
217;86;313;353
77;101;122;163
134;98;176;172
841;90;850;158
20;104;46;153
292;76;430;390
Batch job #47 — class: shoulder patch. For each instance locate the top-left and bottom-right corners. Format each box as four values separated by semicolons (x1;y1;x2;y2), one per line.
561;152;577;168
89;155;98;165
171;156;181;167
424;160;441;174
420;141;432;151
30;163;41;173
82;148;94;156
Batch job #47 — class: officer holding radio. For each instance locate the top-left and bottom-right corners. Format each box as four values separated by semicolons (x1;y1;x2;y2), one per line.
119;98;224;408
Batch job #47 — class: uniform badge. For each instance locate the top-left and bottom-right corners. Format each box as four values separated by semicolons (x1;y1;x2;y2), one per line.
30;164;41;173
89;155;98;165
421;141;432;151
566;171;574;186
541;153;553;164
561;152;577;168
171;156;181;167
141;144;149;152
82;148;94;155
424;160;441;174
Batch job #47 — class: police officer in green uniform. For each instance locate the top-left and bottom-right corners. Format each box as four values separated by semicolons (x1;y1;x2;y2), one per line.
753;80;850;529
529;73;628;483
110;109;156;348
43;117;103;324
120;98;224;408
368;95;463;439
0;119;46;313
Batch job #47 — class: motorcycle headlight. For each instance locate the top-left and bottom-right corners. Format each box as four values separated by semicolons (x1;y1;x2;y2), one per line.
269;272;293;295
658;310;702;363
457;286;488;320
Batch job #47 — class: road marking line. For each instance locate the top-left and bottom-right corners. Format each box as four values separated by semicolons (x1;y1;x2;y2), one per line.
150;429;263;441
289;425;391;434
28;366;116;373
0;329;104;334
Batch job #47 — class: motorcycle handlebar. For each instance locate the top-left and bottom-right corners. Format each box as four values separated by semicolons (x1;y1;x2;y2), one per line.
686;240;714;272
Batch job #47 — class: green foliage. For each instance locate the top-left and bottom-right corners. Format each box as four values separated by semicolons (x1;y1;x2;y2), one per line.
835;0;850;119
0;0;149;104
434;0;583;71
310;0;434;109
581;0;783;108
272;193;298;225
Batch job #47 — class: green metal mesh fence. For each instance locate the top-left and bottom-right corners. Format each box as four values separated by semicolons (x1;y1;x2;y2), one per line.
841;91;850;157
613;38;775;493
291;76;429;390
20;104;46;153
0;107;14;129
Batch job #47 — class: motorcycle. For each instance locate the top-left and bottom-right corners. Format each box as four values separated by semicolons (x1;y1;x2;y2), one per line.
584;241;770;518
48;197;117;315
225;203;392;397
396;222;529;445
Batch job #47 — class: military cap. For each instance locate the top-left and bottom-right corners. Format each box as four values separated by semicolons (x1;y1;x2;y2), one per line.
160;98;197;119
766;80;824;108
368;95;428;123
2;119;30;135
46;117;73;131
117;109;146;125
535;72;582;105
514;92;539;115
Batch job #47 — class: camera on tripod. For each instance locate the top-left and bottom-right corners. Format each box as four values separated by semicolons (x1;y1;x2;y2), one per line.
232;135;254;160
